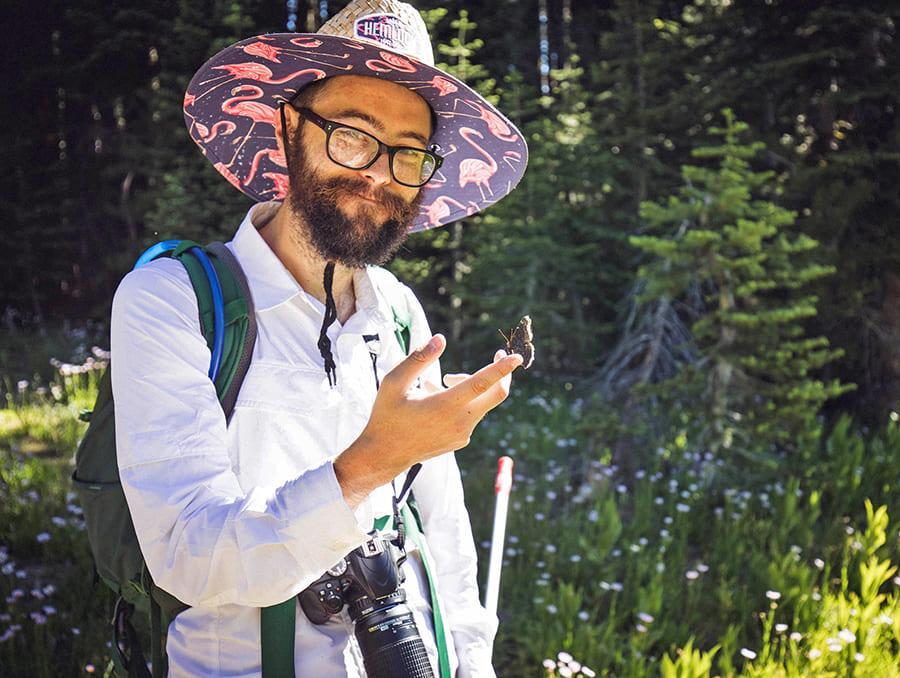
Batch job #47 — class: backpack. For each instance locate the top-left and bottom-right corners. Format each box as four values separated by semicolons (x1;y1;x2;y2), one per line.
73;240;257;678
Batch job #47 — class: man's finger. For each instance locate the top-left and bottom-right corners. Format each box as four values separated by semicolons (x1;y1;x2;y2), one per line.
380;334;445;395
445;353;521;408
443;373;468;388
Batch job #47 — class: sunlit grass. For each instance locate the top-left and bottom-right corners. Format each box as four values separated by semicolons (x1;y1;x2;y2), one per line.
2;344;900;676
1;346;110;676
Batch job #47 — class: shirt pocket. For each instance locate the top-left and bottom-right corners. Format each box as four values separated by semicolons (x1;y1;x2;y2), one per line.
233;361;336;415
227;361;341;488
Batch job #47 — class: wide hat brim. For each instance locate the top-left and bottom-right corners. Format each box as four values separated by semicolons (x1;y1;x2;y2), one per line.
184;33;528;232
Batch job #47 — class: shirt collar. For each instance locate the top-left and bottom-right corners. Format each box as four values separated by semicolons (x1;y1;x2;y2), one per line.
229;202;301;312
230;202;397;332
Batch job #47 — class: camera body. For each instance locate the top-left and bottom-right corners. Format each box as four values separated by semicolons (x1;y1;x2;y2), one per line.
298;533;435;678
298;534;404;624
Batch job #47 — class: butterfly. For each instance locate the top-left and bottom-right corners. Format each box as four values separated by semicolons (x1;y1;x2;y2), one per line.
500;315;535;369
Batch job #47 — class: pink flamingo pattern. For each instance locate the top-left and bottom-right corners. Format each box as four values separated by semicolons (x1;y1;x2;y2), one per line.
445;99;520;142
243;148;286;187
221;85;274;124
264;172;290;200
423;195;470;227
213;63;326;86
241;41;284;63
195;120;236;142
503;150;524;171
458;128;498;200
184;32;527;231
365;51;418;74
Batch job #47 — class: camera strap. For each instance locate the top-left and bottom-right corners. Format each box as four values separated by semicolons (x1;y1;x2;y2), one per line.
374;463;451;678
390;462;421;552
400;499;452;678
383;464;452;678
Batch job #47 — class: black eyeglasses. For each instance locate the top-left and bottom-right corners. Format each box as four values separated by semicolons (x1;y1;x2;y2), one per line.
291;106;443;188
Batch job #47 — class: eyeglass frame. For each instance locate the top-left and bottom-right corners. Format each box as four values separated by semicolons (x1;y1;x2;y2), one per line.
288;105;443;188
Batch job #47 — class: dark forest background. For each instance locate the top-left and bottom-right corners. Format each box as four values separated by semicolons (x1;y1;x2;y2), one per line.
2;0;899;438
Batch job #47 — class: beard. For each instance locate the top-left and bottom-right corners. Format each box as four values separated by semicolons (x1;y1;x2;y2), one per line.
285;130;423;268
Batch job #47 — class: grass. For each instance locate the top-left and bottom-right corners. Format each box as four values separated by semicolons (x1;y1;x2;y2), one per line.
2;341;900;677
1;389;110;676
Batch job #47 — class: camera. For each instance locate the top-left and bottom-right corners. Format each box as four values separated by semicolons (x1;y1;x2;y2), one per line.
298;533;435;678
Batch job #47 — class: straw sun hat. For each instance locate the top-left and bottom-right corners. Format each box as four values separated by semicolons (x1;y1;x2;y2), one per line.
184;0;528;232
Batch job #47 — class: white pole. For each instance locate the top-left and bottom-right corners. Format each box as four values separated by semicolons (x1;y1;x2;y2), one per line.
485;456;514;617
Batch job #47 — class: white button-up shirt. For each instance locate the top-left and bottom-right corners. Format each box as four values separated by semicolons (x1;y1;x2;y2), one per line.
111;202;496;677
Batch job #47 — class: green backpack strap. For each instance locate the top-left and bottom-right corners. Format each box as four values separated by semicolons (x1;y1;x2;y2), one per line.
171;241;256;411
402;500;452;678
391;301;412;355
177;242;294;678
261;600;296;678
151;240;258;677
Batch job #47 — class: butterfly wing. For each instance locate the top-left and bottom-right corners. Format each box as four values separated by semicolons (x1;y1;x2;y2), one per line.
506;315;534;369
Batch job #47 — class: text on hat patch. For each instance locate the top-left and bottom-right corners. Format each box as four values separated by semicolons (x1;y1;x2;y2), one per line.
355;14;414;53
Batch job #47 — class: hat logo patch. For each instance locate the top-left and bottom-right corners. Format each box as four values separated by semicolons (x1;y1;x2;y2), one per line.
354;14;413;53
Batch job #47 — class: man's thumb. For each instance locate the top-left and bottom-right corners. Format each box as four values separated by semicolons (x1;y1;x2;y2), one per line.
384;334;445;392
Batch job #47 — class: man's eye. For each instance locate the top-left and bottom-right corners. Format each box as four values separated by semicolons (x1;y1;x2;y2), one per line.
395;149;424;166
338;128;370;144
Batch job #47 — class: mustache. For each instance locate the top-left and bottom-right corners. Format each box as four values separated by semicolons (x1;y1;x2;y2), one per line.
319;176;415;222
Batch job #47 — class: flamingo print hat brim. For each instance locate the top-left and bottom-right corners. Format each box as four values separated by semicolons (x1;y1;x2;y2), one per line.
184;0;528;232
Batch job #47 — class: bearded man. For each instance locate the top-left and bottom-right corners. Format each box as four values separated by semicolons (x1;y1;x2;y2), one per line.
110;1;527;676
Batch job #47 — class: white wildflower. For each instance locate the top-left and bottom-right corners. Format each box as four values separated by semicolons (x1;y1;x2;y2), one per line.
838;629;856;643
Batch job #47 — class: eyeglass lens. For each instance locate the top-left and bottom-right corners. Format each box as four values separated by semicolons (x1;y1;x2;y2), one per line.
327;126;438;187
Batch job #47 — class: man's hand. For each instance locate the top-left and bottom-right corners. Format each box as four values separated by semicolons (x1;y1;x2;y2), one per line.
334;334;522;509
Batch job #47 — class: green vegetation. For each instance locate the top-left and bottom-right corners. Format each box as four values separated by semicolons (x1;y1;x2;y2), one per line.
6;0;899;424
628;109;852;458
3;351;900;676
1;356;109;676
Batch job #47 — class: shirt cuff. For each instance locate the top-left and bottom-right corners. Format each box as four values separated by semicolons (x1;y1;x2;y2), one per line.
277;461;372;563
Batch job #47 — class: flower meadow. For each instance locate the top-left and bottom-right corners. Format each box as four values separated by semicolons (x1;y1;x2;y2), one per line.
462;390;900;677
3;346;900;676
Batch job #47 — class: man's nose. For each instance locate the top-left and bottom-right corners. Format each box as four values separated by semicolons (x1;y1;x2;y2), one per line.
362;151;392;186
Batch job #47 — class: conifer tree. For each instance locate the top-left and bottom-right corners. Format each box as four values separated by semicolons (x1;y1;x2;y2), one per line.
630;110;853;456
139;0;258;247
665;0;900;422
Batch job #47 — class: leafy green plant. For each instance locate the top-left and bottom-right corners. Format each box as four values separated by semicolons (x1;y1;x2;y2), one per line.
661;638;719;678
726;500;900;678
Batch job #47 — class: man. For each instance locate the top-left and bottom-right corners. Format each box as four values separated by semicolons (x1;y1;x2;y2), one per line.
111;1;527;676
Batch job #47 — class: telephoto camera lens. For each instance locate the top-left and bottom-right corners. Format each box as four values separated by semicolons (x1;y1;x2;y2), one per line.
352;596;435;678
299;534;436;677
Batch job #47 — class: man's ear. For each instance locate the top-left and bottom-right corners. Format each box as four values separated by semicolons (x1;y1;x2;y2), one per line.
274;104;287;157
273;104;300;155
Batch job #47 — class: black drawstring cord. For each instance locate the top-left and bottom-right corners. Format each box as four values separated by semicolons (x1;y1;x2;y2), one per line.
317;261;338;387
282;104;337;387
363;334;381;389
